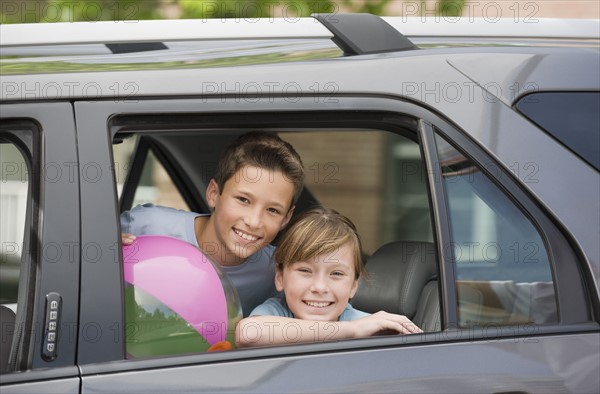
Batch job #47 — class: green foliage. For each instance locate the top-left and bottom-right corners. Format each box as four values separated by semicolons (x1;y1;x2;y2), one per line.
179;0;336;19
341;0;392;15
0;0;162;23
0;0;467;23
439;0;465;17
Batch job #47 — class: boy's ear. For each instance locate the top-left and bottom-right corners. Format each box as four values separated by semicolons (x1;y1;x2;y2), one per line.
206;179;220;209
280;205;295;229
275;267;284;292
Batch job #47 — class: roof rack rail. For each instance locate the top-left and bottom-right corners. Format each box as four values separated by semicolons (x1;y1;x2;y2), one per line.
312;13;418;56
0;19;333;47
106;42;168;54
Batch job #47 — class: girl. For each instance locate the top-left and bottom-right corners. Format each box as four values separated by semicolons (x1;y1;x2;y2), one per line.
235;207;422;347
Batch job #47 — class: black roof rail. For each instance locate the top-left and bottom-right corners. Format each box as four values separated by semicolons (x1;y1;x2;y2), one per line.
312;13;418;56
105;42;168;54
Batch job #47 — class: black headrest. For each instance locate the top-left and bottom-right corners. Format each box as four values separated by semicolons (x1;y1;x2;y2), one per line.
352;241;437;318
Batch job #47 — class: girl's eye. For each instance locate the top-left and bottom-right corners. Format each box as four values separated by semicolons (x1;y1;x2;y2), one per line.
297;267;311;273
331;271;345;277
267;208;280;215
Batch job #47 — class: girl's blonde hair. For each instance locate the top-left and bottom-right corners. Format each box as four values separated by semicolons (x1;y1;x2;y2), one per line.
274;207;365;279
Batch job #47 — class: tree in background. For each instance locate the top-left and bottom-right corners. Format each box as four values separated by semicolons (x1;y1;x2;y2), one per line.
174;0;465;19
0;0;465;23
178;0;335;19
0;0;161;23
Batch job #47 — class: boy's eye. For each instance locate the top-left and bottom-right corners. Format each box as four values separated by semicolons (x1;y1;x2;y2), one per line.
297;267;311;273
237;197;250;204
331;271;345;277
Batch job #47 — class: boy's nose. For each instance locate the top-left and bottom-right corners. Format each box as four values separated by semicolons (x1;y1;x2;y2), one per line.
243;208;263;229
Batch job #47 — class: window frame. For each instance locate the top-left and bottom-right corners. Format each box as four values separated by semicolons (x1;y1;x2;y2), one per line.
424;121;594;325
0;123;39;372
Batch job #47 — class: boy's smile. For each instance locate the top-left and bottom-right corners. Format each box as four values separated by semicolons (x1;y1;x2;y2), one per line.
276;243;359;321
233;228;259;242
199;165;294;266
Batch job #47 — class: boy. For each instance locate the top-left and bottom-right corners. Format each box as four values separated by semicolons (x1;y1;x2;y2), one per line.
121;132;304;316
235;207;422;347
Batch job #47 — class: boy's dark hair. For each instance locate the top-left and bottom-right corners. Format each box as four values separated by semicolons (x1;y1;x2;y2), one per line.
214;132;305;206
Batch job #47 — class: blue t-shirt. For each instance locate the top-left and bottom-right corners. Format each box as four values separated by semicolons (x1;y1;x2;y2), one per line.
120;204;277;316
250;295;369;321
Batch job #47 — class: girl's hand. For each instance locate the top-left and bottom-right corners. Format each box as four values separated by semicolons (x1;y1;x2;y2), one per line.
350;311;423;337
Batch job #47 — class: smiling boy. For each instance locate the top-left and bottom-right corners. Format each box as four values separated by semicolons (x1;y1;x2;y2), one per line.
120;132;304;316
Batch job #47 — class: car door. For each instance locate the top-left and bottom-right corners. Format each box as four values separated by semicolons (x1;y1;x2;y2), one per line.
72;91;598;393
0;103;80;393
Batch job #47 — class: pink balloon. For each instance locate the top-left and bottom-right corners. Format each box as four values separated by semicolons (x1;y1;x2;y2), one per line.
123;235;230;345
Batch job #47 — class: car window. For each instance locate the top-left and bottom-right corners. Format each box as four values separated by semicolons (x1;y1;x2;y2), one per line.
114;127;436;359
0;142;26;305
113;135;189;211
0;139;30;374
515;91;600;171
434;133;558;326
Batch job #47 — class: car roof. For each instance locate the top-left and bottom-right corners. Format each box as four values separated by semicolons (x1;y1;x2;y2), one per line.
1;15;598;103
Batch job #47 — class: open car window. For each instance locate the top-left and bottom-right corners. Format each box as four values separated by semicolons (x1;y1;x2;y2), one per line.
112;125;438;359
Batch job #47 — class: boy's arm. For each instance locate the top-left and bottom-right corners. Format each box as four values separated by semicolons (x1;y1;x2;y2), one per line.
119;204;168;244
235;312;422;348
120;206;138;244
120;205;142;245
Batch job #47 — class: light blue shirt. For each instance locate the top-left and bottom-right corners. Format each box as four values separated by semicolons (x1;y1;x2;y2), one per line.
250;295;369;321
120;204;277;316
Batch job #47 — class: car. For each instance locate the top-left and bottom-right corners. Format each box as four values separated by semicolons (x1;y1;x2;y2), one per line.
1;13;599;393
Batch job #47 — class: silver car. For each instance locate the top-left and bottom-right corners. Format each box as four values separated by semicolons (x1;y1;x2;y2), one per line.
1;14;599;393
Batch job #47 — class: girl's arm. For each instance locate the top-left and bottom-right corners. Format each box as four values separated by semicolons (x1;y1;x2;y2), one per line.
235;311;422;348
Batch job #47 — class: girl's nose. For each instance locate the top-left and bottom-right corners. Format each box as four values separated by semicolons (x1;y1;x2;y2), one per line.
310;275;329;293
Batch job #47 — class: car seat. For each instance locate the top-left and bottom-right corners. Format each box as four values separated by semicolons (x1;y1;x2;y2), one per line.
352;241;440;332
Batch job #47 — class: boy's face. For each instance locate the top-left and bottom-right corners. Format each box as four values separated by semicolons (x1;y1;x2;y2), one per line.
205;165;294;266
275;243;359;321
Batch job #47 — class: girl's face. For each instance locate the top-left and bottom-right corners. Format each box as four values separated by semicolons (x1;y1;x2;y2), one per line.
275;243;359;321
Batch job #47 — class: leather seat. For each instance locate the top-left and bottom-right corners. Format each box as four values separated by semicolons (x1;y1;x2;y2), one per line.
352;241;440;332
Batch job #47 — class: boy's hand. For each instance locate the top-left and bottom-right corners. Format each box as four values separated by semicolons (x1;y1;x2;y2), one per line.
121;233;136;245
351;311;423;337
